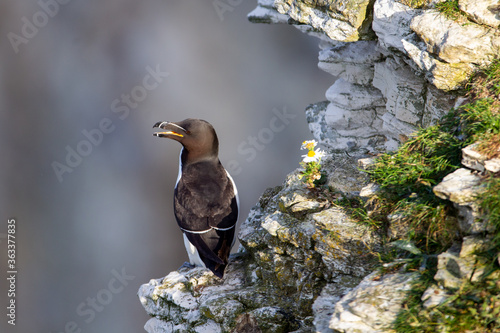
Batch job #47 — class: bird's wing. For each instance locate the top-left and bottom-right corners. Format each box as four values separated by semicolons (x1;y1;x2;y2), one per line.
184;228;235;278
174;164;237;232
174;161;238;277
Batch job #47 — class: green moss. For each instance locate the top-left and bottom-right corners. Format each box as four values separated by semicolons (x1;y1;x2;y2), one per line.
460;99;500;142
351;57;500;257
335;196;386;229
435;0;468;21
367;121;463;196
478;176;500;262
362;59;500;332
395;275;500;332
347;113;464;254
396;0;432;9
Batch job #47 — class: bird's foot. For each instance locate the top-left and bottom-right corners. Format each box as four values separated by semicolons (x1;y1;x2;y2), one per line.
178;262;196;271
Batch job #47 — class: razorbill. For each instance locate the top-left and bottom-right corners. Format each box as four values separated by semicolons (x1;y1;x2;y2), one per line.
153;118;239;278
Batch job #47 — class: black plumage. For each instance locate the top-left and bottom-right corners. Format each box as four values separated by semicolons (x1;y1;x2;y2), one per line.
153;118;239;278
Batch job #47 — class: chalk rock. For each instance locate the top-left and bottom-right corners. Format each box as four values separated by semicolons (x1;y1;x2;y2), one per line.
359;183;380;199
141;164;374;332
402;36;475;91
326;79;385;110
329;270;420;332
433;168;484;204
248;0;289;24
485;158;500;173
274;0;375;42
462;144;488;172
325;104;376;133
318;41;383;85
373;57;426;126
313;280;364;333
320;77;390;150
434;236;496;290
372;0;422;53
434;243;468;289
421;285;451;308
357;157;377;170
305;101;342;149
422;85;457;127
380;112;418;145
433;168;491;234
411;10;500;65
306;101;388;151
321;152;371;195
462;143;500;173
459;0;500;28
138;263;242;333
238;167;380;330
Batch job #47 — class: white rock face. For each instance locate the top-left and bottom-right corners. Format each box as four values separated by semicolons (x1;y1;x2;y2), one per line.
141;1;500;331
373;57;426;125
462;143;500;173
433;168;492;234
485;158;500;173
411;10;500;65
329;271;420;333
318;41;383;85
247;0;290;24
422;85;457;127
326;79;385;111
421;285;451;308
462;144;488;172
402;36;475;91
372;0;421;53
459;0;500;28
274;0;374;42
433;168;485;204
433;237;499;291
138;257;266;333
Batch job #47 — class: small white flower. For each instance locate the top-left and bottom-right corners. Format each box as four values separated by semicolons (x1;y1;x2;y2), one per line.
301;140;317;150
301;148;325;163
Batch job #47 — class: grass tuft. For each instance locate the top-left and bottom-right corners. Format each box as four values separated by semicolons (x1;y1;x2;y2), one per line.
435;0;468;22
395;277;500;332
479;176;500;258
396;0;432;9
359;115;465;254
330;58;500;331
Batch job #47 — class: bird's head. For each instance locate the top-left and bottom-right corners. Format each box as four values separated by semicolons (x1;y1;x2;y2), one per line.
153;118;219;160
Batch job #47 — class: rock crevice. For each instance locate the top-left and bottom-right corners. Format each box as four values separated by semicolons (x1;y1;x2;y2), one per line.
139;1;499;332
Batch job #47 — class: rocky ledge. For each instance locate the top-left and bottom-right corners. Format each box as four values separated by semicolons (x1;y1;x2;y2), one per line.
139;0;500;332
138;148;497;333
138;153;385;332
253;0;499;153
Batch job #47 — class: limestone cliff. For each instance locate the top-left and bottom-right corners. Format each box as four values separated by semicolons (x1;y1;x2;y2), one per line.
139;1;500;332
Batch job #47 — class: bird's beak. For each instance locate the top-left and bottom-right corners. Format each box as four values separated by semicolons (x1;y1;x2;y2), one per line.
153;121;186;138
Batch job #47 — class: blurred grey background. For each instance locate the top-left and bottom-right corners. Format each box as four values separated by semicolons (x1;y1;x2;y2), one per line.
0;0;332;332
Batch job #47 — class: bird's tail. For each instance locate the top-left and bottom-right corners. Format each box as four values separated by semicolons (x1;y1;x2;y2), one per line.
184;229;234;278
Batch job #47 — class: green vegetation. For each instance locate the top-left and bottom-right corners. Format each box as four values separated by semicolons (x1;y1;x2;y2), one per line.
396;0;432;9
479;176;500;258
356;112;466;255
396;0;469;14
332;58;500;331
435;0;468;22
394;276;500;332
396;0;473;21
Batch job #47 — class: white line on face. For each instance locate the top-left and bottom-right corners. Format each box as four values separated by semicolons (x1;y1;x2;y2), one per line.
162;122;186;133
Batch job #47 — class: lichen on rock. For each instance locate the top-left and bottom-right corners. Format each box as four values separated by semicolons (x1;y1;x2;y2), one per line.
139;155;383;332
140;0;500;331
